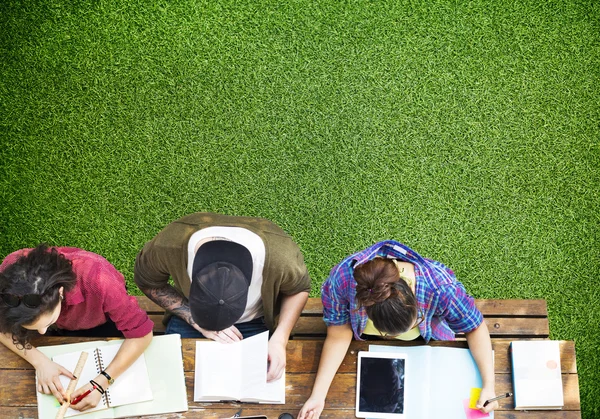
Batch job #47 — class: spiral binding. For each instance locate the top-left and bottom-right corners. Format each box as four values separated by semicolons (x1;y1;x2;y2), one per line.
94;348;112;406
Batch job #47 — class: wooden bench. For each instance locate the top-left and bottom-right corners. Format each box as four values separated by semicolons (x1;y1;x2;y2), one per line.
136;296;551;339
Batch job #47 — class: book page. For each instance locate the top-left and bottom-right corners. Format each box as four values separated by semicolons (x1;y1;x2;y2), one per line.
52;349;108;417
37;336;188;419
239;332;284;403
194;331;283;402
194;339;243;400
97;343;153;408
112;334;188;418
370;345;494;419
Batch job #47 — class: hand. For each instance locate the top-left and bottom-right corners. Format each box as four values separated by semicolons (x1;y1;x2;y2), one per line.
196;325;243;343
298;395;325;419
35;357;75;403
267;338;286;382
70;382;103;411
476;386;498;413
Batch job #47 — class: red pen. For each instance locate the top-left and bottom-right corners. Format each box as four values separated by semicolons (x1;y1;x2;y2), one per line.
70;385;97;405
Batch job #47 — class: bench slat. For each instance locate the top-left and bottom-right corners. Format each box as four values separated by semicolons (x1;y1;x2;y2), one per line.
291;317;549;338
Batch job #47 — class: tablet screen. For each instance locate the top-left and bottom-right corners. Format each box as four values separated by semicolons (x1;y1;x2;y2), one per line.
356;351;408;419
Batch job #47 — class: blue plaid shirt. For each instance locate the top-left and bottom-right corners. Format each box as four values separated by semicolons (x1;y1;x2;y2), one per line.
321;241;483;342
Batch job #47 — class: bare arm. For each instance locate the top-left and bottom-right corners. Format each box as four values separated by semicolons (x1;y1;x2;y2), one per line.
70;332;153;411
298;324;354;419
466;322;497;413
0;332;75;402
267;291;309;381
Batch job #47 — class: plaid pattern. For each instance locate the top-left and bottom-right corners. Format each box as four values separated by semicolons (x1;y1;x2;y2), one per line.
321;241;483;342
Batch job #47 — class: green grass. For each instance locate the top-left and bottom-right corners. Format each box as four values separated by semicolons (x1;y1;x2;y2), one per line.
1;0;598;416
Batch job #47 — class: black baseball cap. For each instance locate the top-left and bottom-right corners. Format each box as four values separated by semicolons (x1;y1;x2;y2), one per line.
189;240;253;331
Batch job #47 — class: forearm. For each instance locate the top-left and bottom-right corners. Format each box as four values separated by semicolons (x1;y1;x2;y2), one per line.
0;332;48;368
466;322;495;388
310;324;353;399
96;332;153;388
271;292;309;345
138;284;195;326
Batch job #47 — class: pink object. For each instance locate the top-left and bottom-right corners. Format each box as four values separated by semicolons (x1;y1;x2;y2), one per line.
462;398;491;419
1;247;154;338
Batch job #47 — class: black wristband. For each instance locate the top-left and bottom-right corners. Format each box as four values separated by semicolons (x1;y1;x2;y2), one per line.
90;379;105;395
100;370;114;385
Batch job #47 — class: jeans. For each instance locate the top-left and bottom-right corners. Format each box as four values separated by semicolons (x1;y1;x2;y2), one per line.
165;316;268;339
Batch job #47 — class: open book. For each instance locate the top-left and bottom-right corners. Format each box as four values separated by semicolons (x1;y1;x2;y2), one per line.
194;331;285;403
37;334;188;419
511;340;563;410
369;345;494;419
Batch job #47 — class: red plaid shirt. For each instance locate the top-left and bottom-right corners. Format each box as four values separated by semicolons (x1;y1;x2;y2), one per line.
0;247;153;338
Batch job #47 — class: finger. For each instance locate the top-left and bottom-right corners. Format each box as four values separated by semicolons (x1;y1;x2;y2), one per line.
229;325;243;340
49;382;64;403
210;331;229;344
40;382;51;395
215;330;236;344
221;328;242;342
59;365;76;380
267;359;284;382
53;377;66;397
482;400;497;413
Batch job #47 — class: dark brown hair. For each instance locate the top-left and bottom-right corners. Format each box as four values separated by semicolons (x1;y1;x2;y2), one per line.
354;258;418;335
0;244;77;348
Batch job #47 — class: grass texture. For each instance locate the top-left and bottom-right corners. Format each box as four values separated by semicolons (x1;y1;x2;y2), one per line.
1;0;598;416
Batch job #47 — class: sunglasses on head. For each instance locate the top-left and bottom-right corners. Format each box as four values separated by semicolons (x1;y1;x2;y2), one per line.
0;293;43;308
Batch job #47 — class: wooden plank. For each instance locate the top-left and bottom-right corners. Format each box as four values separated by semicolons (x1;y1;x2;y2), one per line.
291;317;550;338
0;407;582;419
134;296;164;313
135;297;550;318
0;370;580;411
0;338;576;375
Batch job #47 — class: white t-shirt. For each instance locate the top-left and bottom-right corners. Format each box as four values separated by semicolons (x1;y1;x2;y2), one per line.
187;226;266;323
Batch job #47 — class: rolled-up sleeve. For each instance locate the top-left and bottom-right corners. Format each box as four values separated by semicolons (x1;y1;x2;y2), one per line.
438;282;483;334
321;273;350;327
98;262;154;338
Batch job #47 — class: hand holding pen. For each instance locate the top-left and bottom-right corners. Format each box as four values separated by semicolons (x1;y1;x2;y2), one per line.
483;392;513;407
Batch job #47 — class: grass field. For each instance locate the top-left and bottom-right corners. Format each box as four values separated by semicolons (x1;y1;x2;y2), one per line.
1;0;598;417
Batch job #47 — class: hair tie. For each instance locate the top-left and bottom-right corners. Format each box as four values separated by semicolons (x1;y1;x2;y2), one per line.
367;288;373;293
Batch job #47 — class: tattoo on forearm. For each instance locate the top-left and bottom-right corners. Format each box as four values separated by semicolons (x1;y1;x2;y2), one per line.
139;285;194;324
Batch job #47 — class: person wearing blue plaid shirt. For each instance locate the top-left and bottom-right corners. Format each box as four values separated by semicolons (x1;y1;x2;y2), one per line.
298;241;498;419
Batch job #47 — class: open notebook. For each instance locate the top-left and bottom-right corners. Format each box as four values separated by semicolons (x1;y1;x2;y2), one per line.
369;345;494;419
52;343;152;417
37;334;188;419
194;331;285;403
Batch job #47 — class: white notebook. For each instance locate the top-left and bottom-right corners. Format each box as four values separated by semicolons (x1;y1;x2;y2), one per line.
511;340;564;410
43;342;152;417
37;335;188;419
369;344;494;419
194;331;285;403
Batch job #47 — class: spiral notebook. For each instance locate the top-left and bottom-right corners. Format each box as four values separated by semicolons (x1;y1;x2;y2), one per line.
50;342;153;417
36;335;188;419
